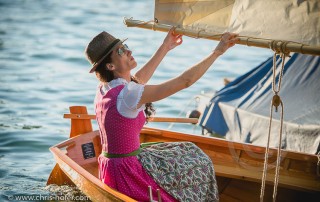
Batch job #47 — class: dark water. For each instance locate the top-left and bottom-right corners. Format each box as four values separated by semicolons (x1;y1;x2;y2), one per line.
0;0;271;201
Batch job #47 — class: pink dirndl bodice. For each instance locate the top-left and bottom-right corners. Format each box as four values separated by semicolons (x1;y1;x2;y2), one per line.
95;84;176;202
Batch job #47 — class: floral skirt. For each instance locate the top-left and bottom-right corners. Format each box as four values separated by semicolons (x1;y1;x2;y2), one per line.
137;142;219;202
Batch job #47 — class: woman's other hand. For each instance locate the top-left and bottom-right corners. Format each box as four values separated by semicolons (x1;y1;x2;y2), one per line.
162;27;183;51
214;32;239;56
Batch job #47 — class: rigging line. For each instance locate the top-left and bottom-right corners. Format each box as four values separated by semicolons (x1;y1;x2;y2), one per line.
168;97;196;130
245;37;251;47
197;29;205;39
260;49;288;202
271;51;287;202
260;98;274;202
317;151;320;177
272;53;286;95
269;40;299;57
273;99;284;202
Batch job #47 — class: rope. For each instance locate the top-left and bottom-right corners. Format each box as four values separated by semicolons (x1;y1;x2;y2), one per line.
260;95;284;202
168;96;198;130
260;100;274;202
272;99;284;202
272;53;286;95
185;28;221;40
245;37;251;47
317;151;320;177
260;46;288;202
196;29;205;38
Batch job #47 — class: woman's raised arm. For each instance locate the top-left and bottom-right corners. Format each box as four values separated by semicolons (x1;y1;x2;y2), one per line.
137;32;239;108
134;27;182;84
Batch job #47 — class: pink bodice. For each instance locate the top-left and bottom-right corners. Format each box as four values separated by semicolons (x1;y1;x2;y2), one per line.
95;84;176;201
95;84;146;154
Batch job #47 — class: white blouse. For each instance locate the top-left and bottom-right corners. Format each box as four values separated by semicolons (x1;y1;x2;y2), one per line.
100;78;145;118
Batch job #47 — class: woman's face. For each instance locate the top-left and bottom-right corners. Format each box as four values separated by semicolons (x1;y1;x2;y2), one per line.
109;43;137;75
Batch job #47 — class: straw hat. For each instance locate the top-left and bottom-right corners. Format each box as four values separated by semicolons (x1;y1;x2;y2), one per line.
85;31;127;73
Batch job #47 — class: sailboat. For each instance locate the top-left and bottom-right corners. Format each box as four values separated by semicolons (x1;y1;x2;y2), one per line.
47;0;320;201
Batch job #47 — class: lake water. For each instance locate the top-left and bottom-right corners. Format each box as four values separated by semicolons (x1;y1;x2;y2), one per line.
0;0;271;201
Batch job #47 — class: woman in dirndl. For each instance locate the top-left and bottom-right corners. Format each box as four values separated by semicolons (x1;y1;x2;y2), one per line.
84;27;238;201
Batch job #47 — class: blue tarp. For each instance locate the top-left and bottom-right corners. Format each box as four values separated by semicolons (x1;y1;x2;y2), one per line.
199;53;320;154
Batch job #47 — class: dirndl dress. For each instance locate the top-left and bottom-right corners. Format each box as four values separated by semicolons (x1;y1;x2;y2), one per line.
96;80;219;201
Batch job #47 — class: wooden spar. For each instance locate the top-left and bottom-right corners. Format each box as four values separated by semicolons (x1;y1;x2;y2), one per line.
63;113;198;124
150;117;198;124
124;19;320;56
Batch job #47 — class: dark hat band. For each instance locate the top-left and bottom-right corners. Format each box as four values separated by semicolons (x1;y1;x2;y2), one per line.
92;39;121;66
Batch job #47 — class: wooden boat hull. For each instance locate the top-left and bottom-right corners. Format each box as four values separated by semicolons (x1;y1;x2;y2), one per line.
49;127;320;202
48;106;320;201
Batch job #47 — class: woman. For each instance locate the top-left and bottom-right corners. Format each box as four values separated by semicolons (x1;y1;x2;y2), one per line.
85;28;238;201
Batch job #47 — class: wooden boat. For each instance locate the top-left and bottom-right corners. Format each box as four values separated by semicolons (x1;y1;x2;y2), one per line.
47;106;320;201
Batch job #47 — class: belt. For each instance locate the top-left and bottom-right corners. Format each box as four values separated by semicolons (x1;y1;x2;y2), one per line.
102;142;163;158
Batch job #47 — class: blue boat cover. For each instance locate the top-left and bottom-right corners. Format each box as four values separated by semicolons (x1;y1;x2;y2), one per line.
199;53;320;154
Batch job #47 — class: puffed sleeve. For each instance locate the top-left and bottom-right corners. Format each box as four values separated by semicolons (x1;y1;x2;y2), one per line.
117;82;146;118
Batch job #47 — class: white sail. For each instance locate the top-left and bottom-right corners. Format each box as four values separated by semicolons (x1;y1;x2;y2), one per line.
154;0;320;46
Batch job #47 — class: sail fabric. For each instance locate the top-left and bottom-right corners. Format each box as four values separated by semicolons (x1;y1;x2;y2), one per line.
155;0;320;46
199;53;320;154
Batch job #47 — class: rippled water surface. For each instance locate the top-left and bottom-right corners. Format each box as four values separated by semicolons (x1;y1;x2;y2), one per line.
0;0;271;200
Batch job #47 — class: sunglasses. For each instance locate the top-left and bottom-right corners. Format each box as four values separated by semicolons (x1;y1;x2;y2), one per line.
117;44;130;56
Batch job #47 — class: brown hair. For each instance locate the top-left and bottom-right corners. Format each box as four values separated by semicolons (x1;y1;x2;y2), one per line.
95;55;155;123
